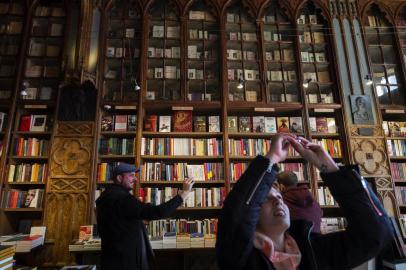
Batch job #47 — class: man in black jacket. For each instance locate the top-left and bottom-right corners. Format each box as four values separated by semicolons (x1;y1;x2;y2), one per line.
96;163;194;270
216;134;392;270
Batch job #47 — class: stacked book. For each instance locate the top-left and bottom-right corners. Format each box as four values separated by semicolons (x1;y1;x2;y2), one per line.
190;233;204;248
204;234;216;248
162;232;176;249
0;245;15;270
15;235;43;252
176;233;191;248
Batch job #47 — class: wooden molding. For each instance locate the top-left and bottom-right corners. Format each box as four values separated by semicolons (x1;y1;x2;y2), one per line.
351;138;390;176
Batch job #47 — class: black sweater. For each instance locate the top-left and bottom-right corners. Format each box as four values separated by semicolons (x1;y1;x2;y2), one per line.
216;156;392;270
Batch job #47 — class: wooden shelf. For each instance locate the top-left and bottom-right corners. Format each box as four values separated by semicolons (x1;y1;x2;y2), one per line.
15;131;52;136
310;133;340;138
140;181;225;185
2;208;43;212
390;157;406;161
308;103;341;110
6;182;45;186
228;132;304;138
142;132;223;138
9;156;48;160
229;156;302;161
96;181;114;185
99;155;135;159
141;155;224;160
100;131;137;137
385;137;406;140
177;207;221;211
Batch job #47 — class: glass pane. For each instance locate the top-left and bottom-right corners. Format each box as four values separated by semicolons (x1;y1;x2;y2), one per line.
365;28;379;44
104;81;121;101
372;65;387;84
245;81;261;102
285;83;299;102
382;47;396;64
320;85;334;103
267;82;284;102
390;85;406;105
306;83;319;103
368;46;382;63
386;67;400;85
376;85;390;104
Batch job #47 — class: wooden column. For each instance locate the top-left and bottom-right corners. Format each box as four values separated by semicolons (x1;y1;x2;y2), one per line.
42;122;95;266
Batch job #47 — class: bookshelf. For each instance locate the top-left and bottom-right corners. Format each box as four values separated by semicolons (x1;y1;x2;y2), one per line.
0;1;67;235
146;1;181;101
0;0;26;198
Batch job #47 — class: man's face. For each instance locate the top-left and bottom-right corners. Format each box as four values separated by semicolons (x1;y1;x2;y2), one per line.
25;190;36;206
117;172;137;190
257;188;290;233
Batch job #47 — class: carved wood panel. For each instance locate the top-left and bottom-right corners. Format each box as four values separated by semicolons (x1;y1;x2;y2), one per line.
350;138;390;176
376;177;398;217
43;122;94;266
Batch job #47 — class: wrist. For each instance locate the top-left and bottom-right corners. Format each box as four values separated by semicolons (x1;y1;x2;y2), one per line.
265;153;279;164
318;162;339;173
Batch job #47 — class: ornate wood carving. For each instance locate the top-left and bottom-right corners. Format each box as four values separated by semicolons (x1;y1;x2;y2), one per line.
375;177;398;217
349;124;384;137
351;138;390;176
43;122;95;265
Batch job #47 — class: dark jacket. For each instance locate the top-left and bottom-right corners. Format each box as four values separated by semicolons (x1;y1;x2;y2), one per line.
96;184;183;270
216;156;392;270
282;185;323;233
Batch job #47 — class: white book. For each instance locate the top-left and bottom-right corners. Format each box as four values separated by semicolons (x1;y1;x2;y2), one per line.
208;116;220;132
30;115;47;132
309;117;317;133
159;116;171;132
186;165;205;181
188;45;197;59
265;117;277;133
152;25;164;38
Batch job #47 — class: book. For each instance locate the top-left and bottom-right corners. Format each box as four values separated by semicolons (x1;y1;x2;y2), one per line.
239;117;251;132
194;116;206;132
0;112;6;131
101;116;113;131
265;117;277;133
39;87;52;100
316;117;328;133
289;117;303;133
19;115;31;131
309;117;317;133
114;115;127;131
173;111;192;132
327;118;336;133
144;115;158;132
127;115;137;131
158;116;171;132
23;88;37;100
245;90;257;102
227;116;238;132
30;115;47;132
78;225;93;243
208;116;220;132
277;117;290;133
252;116;265;133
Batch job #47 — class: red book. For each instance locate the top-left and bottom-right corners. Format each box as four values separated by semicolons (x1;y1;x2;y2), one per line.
144;115;158;132
173;111;192;132
19;115;32;131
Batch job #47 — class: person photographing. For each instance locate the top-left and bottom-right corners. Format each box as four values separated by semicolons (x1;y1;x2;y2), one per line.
216;134;392;270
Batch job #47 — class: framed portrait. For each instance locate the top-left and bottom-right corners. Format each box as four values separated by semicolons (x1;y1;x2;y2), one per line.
350;95;374;125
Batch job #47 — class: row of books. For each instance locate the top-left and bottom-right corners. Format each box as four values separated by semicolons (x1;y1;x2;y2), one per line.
19;115;49;132
309;117;337;133
1;189;44;208
227;68;259;81
229;162;305;182
32;21;64;37
227;116;303;133
383;121;406;137
188;10;216;21
320;218;346;234
147;66;180;79
21;86;53;100
390;162;406;181
147;218;217;238
0;43;19;56
387;139;406;157
228;138;299;157
187;46;217;60
307;93;334;104
0;21;23;34
265;49;294;61
297;14;319;25
99;138;135;156
25;63;60;78
148;46;180;59
108;28;138;39
7;163;48;183
0;3;24;15
0;245;15;269
228;32;256;41
34;6;65;17
267;70;296;81
150;232;215;249
299;32;325;44
395;187;406;205
301;51;327;62
140;138;223;156
144;114;220;133
13;138;49;157
303;71;331;83
151;25;180;39
101;115;137;132
107;47;140;58
312;139;342;157
141;162;223;182
29;40;61;57
317;186;337;206
226;49;257;61
190;29;217;40
367;15;388;27
226;13;251;24
140;187;225;208
97;162;119;182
